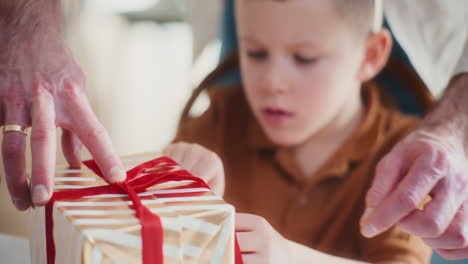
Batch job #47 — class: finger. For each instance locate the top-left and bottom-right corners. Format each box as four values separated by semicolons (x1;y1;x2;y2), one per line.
364;145;409;210
361;151;444;237
201;154;225;194
75;113;124;182
190;154;213;179
61;128;82;168
165;143;205;174
437;247;468;261
164;143;224;195
236;213;266;232
237;231;261;253
362;146;411;232
30;87;56;206
2;105;31;210
179;144;204;171
191;150;221;182
241;253;260;264
399;176;468;238
0;104;4;126
63;81;125;183
423;202;468;249
163;143;198;168
202;153;225;196
163;143;198;170
162;143;186;164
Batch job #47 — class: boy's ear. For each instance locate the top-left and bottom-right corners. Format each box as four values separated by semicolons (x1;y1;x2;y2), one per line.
357;29;393;82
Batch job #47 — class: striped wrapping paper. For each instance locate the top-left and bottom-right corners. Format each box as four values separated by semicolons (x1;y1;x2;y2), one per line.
29;153;236;264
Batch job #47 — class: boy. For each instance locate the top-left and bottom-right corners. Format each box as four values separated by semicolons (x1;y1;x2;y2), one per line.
164;0;431;263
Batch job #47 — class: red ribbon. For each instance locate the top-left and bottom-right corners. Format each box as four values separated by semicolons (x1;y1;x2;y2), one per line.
45;157;244;264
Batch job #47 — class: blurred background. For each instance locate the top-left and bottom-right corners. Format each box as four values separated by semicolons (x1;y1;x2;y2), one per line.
0;0;223;262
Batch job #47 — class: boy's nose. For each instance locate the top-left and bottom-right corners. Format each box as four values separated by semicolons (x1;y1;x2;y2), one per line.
263;64;288;94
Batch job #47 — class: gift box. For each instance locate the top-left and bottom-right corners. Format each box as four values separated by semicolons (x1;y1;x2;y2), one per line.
29;154;241;264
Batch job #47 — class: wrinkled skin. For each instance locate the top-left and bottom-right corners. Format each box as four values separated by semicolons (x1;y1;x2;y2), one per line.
0;0;125;210
362;75;468;260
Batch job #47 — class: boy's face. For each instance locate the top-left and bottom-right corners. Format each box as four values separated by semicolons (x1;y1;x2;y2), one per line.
236;0;370;147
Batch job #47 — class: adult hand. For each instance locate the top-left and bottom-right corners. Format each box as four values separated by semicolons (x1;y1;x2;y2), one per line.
0;0;125;211
361;74;468;260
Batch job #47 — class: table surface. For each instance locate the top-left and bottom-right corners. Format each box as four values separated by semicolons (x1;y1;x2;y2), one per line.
0;234;30;264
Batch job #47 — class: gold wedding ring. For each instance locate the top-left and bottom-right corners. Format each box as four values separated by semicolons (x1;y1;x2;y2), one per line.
3;125;28;135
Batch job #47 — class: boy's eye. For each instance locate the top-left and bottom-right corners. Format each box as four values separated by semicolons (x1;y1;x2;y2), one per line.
294;55;318;65
246;50;268;60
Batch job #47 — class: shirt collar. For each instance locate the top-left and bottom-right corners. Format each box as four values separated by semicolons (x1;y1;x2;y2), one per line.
246;82;387;186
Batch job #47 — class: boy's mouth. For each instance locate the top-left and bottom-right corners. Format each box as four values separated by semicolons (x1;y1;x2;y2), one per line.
261;106;294;126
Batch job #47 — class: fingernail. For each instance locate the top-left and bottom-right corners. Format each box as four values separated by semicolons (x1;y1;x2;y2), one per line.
12;198;30;211
361;224;379;238
108;166;126;182
362;208;374;221
32;185;50;205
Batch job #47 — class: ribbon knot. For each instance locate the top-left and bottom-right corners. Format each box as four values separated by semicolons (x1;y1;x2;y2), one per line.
45;157;213;264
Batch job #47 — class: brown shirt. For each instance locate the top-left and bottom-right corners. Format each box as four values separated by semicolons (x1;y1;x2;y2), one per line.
174;83;431;264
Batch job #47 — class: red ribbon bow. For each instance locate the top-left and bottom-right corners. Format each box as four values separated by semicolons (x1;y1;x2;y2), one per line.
45;157;243;264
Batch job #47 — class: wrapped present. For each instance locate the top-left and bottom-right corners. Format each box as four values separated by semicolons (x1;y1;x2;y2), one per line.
29;154;243;264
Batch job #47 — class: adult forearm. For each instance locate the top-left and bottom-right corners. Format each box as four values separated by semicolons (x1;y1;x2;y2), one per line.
423;73;468;151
